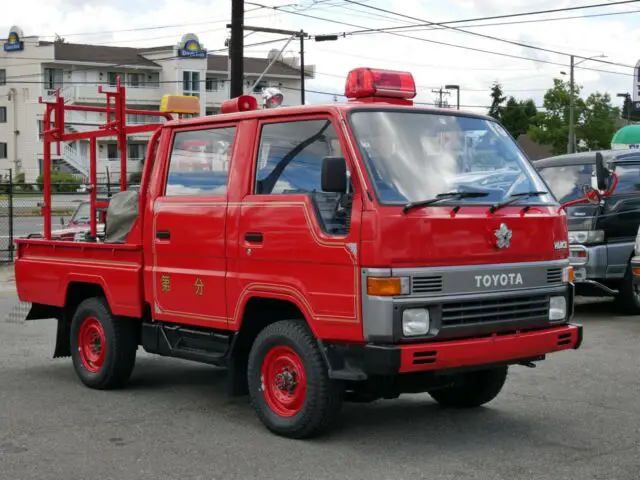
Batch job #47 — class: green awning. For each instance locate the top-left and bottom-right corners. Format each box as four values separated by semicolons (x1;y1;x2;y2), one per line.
612;125;640;148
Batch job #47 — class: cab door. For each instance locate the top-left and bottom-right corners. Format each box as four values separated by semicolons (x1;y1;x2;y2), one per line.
229;115;364;339
150;124;237;326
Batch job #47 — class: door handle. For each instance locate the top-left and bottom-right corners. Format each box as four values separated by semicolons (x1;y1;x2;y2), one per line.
156;230;171;240
244;232;263;243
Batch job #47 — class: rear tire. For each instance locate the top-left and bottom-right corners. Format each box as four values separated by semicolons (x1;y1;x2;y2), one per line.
428;366;508;408
247;320;343;439
615;265;640;315
70;297;138;390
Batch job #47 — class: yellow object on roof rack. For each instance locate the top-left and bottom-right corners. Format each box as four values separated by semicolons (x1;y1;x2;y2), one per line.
160;95;200;115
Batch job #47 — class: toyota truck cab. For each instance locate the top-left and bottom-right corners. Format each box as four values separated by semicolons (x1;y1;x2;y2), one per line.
15;68;585;439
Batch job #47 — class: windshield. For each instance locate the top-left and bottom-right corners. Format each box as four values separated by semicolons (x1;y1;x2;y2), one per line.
538;161;640;203
348;110;553;205
70;203;106;224
538;164;595;204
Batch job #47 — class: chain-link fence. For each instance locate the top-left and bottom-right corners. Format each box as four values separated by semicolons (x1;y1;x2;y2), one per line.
0;180;122;262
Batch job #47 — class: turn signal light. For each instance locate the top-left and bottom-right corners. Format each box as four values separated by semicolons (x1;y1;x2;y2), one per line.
345;67;416;100
562;266;575;283
367;277;410;296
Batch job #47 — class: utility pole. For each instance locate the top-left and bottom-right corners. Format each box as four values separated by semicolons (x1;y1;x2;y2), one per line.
230;0;244;98
432;88;450;108
233;25;309;105
568;55;575;154
445;84;460;110
562;54;606;154
299;30;305;105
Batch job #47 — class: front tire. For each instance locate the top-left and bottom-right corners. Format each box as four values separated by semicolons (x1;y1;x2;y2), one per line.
615;265;640;315
70;297;138;390
247;320;343;439
428;366;508;408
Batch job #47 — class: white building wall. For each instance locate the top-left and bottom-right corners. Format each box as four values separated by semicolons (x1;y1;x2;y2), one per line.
1;32;314;184
0;37;54;181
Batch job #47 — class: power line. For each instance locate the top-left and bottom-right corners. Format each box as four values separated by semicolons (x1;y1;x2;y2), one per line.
352;9;640;57
38;7;267;39
353;8;640;36
343;0;636;69
342;0;640;36
249;1;636;78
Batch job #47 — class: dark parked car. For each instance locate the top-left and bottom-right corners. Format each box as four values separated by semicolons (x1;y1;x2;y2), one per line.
536;150;640;313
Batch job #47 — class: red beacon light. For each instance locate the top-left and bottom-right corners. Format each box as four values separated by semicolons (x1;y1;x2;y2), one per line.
345;67;417;105
220;95;258;114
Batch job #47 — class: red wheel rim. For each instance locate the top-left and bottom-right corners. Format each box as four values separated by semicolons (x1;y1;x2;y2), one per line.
78;316;106;373
260;345;307;417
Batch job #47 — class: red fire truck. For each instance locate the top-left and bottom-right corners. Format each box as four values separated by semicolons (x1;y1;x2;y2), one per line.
15;68;602;439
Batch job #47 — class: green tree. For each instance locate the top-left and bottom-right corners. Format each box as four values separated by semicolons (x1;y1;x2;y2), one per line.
488;82;506;121
581;92;620;151
621;95;640;122
528;78;585;155
501;97;538;138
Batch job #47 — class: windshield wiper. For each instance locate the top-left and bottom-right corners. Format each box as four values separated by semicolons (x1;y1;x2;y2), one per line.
489;191;548;213
402;191;489;214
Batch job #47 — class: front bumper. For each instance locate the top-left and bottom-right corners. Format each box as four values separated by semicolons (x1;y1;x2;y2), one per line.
569;243;631;296
322;323;583;379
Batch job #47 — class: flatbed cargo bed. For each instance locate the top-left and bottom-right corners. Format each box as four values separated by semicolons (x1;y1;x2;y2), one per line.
15;238;143;318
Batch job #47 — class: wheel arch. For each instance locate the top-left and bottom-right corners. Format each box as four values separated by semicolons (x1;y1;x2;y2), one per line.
53;281;110;359
227;294;317;396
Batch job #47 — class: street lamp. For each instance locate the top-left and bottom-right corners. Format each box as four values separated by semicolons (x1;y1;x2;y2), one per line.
563;54;607;154
445;84;460;110
618;92;631;124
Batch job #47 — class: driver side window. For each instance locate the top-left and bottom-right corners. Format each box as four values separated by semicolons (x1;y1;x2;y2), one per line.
254;119;353;235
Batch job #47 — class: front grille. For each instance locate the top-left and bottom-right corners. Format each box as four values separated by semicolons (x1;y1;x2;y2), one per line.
547;268;563;284
412;275;443;294
441;295;549;327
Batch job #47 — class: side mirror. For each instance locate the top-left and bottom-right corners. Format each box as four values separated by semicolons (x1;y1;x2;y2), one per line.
321;156;347;193
595;152;610;191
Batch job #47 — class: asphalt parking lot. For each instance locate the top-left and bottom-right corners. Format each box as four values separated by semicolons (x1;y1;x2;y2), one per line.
1;293;638;480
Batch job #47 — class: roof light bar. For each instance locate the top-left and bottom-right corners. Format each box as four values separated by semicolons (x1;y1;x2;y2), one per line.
345;67;416;103
160;95;200;115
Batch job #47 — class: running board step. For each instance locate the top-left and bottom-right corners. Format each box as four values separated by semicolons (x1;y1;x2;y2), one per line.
141;323;234;366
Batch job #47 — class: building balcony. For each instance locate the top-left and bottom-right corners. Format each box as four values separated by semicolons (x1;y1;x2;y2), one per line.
42;84;163;105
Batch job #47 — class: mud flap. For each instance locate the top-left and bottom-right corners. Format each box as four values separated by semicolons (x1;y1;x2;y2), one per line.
53;316;71;358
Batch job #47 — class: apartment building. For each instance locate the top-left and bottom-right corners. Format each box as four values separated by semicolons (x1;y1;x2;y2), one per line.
0;26;315;182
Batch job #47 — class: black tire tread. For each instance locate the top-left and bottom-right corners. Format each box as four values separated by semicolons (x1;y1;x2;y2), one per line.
429;366;508;409
615;265;640;315
248;319;343;439
70;297;137;390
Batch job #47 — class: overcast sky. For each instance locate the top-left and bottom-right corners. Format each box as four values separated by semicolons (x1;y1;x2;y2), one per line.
3;0;640;113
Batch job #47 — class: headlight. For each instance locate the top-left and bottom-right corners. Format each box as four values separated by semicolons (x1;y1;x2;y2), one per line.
568;230;604;245
549;296;567;321
402;308;430;336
